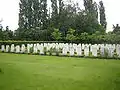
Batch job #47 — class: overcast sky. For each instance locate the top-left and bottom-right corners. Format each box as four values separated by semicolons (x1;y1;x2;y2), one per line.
0;0;119;32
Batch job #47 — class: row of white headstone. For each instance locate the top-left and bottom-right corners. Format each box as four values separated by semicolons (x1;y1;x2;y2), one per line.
1;43;120;58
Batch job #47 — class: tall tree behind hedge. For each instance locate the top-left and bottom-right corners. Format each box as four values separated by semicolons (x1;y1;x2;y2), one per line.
83;0;98;23
27;0;33;29
51;0;58;28
19;0;27;29
32;0;39;28
83;0;105;34
41;0;48;29
99;0;107;30
19;0;48;29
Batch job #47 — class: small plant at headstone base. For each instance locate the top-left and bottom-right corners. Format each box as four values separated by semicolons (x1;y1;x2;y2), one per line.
30;47;33;54
58;48;62;56
74;52;77;56
104;49;109;59
113;49;119;59
114;52;118;59
49;48;53;56
99;52;105;58
49;48;57;56
6;46;10;53
44;47;47;55
97;50;101;57
89;51;92;57
82;49;84;57
55;48;60;56
1;50;4;53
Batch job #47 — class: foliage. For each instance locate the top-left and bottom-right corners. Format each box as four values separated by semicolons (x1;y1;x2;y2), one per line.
0;25;14;40
1;31;120;44
15;0;107;41
113;24;120;34
78;32;89;43
83;0;98;24
0;0;109;42
66;28;76;42
51;28;62;41
99;0;107;30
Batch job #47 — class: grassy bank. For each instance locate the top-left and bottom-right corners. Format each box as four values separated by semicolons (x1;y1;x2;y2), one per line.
0;53;120;90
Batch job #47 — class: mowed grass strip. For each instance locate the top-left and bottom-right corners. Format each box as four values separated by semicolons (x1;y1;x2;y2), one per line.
0;53;120;90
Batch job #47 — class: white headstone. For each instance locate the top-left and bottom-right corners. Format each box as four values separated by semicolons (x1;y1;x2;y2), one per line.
21;44;26;53
47;44;51;51
15;45;20;53
44;43;48;48
73;44;77;52
33;44;38;53
1;45;5;52
6;45;10;52
84;45;89;56
91;45;97;57
62;46;67;55
107;45;115;57
69;46;74;56
27;44;33;53
10;44;15;53
100;44;105;57
82;44;85;50
76;44;82;56
39;44;44;55
116;44;120;57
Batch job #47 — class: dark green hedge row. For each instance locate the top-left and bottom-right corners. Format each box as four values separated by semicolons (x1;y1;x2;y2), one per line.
0;41;66;46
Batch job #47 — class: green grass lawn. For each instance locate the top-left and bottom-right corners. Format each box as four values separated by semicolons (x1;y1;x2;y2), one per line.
0;53;120;90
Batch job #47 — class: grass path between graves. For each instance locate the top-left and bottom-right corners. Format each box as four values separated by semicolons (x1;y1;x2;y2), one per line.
0;53;120;90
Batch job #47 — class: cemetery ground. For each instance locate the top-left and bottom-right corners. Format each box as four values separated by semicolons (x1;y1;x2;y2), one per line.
0;53;120;90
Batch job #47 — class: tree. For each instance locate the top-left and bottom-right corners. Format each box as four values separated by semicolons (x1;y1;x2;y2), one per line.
27;0;33;29
79;32;89;43
51;28;62;41
18;0;49;40
17;0;107;41
99;0;107;30
58;0;64;14
58;1;78;37
41;0;48;29
113;24;120;34
82;0;105;34
1;26;13;40
66;28;76;42
83;0;99;25
51;0;58;28
19;0;29;29
0;20;3;40
83;0;98;20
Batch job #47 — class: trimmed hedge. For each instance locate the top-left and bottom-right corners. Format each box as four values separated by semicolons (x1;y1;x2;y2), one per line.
0;41;66;46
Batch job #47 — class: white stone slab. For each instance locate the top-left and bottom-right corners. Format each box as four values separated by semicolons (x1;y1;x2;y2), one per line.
84;45;89;56
76;44;82;56
10;44;15;53
33;44;38;53
91;45;97;57
6;45;10;52
69;46;74;56
15;45;20;53
21;44;26;53
27;44;33;53
1;45;5;52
